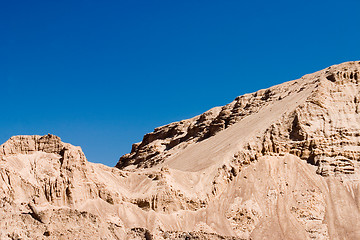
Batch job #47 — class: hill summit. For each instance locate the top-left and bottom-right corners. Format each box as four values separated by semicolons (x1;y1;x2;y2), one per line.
1;61;360;239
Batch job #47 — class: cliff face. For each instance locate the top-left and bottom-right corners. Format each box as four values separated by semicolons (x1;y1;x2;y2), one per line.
116;75;310;170
1;61;360;239
117;61;360;178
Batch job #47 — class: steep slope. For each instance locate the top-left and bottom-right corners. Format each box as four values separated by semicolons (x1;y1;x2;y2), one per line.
116;75;314;170
0;135;241;239
117;61;360;178
1;61;360;239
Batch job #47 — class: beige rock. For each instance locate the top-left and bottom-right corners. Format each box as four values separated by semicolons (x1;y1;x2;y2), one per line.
1;61;360;239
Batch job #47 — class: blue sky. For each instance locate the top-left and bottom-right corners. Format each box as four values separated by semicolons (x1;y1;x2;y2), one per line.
1;0;359;166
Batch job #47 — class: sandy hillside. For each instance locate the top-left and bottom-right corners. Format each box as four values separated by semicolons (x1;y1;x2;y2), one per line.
1;61;360;239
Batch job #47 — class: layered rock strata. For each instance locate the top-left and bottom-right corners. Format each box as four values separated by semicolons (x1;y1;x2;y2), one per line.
117;61;360;179
1;61;360;239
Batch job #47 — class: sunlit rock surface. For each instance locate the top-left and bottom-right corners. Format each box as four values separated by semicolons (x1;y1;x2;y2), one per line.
1;61;360;239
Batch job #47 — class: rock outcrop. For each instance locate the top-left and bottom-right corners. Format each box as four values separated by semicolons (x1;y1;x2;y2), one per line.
1;61;360;239
117;61;360;179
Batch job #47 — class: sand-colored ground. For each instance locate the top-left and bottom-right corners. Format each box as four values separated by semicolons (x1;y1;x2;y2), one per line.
1;61;360;239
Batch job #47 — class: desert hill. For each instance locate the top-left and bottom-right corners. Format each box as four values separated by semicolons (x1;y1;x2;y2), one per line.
1;61;360;239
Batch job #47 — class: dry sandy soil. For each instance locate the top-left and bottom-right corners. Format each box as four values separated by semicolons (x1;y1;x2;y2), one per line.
1;61;360;239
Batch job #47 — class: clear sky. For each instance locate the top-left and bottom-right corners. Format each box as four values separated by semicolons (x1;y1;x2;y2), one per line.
1;0;360;166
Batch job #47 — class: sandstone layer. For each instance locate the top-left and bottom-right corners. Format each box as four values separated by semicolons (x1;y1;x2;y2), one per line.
1;61;360;239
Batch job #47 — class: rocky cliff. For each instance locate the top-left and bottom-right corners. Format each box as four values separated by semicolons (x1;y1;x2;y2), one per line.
117;61;360;178
1;61;360;239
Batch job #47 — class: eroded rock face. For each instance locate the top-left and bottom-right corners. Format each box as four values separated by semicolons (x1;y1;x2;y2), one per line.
258;62;360;177
116;79;306;169
0;135;129;239
117;61;360;179
1;61;360;239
